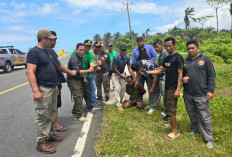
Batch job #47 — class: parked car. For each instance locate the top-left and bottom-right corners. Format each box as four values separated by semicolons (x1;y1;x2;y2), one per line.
0;46;27;73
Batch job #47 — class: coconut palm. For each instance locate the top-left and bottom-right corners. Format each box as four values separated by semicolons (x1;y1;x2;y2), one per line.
184;7;195;30
113;32;121;44
103;32;112;48
93;33;101;42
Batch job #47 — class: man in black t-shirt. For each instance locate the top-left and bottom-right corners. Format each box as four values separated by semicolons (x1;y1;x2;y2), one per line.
147;37;183;140
27;29;76;154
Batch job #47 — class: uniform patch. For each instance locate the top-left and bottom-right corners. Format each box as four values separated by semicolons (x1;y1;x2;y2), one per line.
165;63;171;67
198;60;205;66
85;58;88;61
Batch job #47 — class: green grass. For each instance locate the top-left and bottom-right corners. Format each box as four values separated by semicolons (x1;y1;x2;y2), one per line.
94;64;232;156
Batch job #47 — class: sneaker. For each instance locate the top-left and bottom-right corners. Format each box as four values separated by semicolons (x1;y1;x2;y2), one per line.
105;97;109;102
147;108;155;115
144;106;150;109
76;116;88;122
161;112;166;117
186;132;196;137
206;141;214;149
88;109;96;114
117;106;124;111
93;105;102;110
162;115;170;121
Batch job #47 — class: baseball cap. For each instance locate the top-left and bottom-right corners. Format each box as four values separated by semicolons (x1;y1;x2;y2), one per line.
37;29;57;39
84;40;92;46
119;44;127;51
94;41;102;47
108;43;113;46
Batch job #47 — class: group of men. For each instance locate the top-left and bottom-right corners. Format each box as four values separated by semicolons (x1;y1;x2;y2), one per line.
27;29;215;154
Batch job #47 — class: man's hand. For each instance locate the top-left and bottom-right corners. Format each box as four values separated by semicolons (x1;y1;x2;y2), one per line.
96;67;101;71
207;92;214;100
56;86;59;96
33;91;43;101
174;89;180;98
134;81;139;87
183;76;189;83
70;70;77;76
100;57;105;62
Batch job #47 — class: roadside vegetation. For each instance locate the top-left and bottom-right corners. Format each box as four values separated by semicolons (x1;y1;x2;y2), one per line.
94;64;232;156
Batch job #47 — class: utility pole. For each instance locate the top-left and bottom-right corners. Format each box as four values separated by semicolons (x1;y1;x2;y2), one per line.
123;2;134;50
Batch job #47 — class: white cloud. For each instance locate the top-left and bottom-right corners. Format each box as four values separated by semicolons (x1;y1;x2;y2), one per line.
0;33;34;42
10;1;26;9
155;19;183;33
132;2;171;15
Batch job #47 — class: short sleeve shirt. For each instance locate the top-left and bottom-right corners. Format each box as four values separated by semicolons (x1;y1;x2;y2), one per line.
67;53;83;81
112;53;131;73
158;49;168;80
27;46;58;87
82;51;94;77
107;50;117;66
162;52;184;90
47;48;66;84
141;60;158;71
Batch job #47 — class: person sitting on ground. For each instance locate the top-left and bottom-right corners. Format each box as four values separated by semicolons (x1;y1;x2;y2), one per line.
123;76;146;110
131;60;158;112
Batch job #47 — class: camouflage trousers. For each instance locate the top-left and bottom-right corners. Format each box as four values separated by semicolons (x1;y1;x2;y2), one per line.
95;72;110;101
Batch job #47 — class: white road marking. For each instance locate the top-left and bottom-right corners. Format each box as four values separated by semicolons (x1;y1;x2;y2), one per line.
71;112;93;157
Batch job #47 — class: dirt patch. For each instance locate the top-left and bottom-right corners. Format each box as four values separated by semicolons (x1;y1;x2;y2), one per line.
215;87;232;97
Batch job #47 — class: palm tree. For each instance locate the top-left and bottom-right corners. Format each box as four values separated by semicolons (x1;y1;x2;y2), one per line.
113;32;121;44
103;32;112;48
93;33;101;42
184;7;195;30
145;28;151;36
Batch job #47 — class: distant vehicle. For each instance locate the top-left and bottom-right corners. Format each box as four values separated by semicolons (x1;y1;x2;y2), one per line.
0;46;27;73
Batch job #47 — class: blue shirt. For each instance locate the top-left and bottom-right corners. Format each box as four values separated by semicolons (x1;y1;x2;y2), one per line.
132;44;157;63
112;53;131;73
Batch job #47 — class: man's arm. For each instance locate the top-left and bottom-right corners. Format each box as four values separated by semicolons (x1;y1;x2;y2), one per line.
57;65;77;76
147;66;164;75
149;45;157;62
128;66;135;81
206;57;216;100
131;49;137;63
27;63;43;101
138;82;146;95
113;66;126;81
174;68;183;98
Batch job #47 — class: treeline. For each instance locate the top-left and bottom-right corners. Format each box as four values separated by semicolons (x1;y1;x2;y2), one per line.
93;27;232;64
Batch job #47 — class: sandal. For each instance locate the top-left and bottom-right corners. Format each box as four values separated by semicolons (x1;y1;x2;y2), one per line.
54;126;68;132
162;124;172;129
165;132;180;140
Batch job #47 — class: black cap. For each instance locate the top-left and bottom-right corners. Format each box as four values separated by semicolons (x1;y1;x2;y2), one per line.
94;41;102;47
137;37;144;42
119;44;127;50
84;40;92;46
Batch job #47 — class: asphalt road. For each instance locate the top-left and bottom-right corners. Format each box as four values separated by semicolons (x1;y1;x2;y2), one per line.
0;54;103;157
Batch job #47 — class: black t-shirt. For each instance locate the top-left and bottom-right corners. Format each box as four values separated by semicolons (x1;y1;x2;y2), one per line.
96;52;111;74
27;46;58;87
67;53;82;81
162;52;184;90
138;48;148;61
47;48;66;84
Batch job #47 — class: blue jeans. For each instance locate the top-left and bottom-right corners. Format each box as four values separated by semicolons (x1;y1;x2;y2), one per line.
140;75;159;108
87;74;97;107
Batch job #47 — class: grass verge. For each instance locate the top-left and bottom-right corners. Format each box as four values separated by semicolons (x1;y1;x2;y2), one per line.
94;64;232;156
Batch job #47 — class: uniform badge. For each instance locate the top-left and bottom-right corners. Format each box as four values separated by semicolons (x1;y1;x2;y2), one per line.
165;63;171;66
184;64;187;67
85;58;88;61
198;60;205;66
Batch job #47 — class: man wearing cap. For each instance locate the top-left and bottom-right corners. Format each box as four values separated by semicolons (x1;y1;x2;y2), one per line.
27;29;76;154
111;44;135;111
82;40;101;110
132;37;158;114
94;41;111;104
107;43;117;90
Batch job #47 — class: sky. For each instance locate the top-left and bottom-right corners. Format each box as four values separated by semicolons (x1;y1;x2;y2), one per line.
0;0;230;53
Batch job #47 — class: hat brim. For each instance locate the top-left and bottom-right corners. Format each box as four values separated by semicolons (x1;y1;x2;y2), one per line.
48;35;57;39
